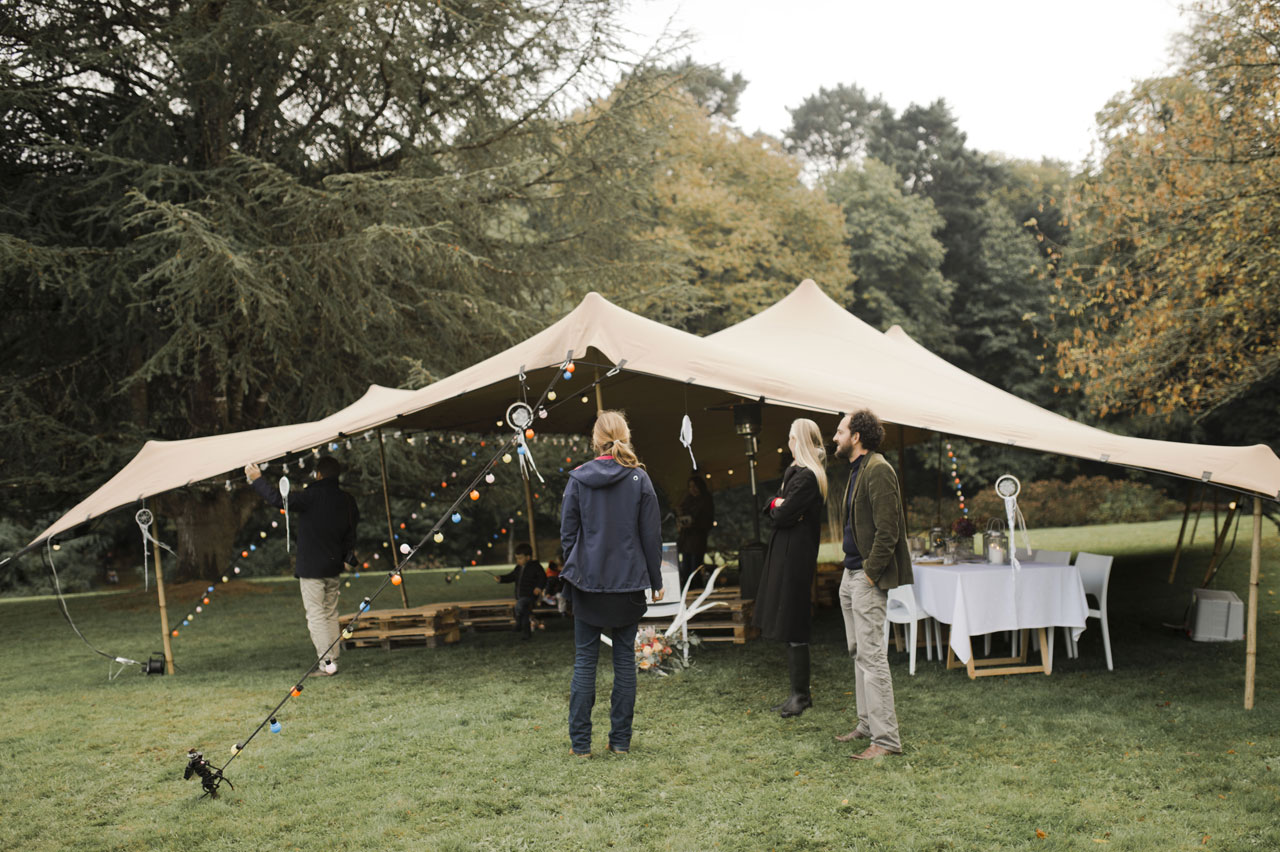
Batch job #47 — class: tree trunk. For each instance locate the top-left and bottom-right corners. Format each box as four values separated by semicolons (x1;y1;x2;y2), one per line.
163;487;257;583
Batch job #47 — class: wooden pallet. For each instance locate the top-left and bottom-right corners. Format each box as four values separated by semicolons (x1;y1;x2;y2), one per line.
342;626;462;650
454;598;518;631
339;603;461;650
643;594;759;644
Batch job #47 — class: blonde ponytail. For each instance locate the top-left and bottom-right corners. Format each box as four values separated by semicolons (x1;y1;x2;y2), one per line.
592;410;644;469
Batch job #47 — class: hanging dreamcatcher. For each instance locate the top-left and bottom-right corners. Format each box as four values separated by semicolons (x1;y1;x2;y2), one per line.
994;474;1031;569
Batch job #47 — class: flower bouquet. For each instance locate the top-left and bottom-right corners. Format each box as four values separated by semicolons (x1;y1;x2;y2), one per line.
635;625;694;676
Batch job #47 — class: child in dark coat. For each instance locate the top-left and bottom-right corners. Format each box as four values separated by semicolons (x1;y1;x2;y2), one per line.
495;542;547;639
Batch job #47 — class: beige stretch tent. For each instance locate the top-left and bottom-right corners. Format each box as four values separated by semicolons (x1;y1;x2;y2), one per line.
709;280;1280;498
21;279;1280;706
27;279;1280;550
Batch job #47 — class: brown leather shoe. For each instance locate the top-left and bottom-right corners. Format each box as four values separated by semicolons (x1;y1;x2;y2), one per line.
849;744;901;760
834;729;869;743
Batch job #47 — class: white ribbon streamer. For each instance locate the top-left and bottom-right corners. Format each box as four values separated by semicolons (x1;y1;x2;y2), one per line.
279;476;291;552
679;414;696;469
517;433;545;484
135;508;176;592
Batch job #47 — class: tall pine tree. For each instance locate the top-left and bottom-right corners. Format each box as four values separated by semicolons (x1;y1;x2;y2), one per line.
1;0;678;579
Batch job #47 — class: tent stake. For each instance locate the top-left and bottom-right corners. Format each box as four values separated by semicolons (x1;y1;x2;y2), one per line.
150;502;175;675
1245;497;1261;709
1167;483;1195;584
377;428;409;607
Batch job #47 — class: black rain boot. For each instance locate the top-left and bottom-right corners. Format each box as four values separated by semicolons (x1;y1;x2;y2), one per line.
779;644;812;718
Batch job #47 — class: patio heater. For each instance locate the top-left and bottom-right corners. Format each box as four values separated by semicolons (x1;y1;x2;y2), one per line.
733;401;765;541
733;400;765;599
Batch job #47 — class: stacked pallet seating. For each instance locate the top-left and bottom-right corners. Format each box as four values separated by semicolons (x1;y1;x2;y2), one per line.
642;586;759;644
338;603;461;650
452;598;520;632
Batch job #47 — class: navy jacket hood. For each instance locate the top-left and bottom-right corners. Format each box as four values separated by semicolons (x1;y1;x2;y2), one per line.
569;458;633;488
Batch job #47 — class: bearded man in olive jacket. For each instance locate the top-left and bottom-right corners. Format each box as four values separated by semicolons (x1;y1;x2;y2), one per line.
832;409;912;760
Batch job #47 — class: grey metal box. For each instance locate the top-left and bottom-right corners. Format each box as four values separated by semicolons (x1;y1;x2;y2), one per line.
1190;589;1244;642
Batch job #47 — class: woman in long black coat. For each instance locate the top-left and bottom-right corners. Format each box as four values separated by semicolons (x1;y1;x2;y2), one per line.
753;418;828;718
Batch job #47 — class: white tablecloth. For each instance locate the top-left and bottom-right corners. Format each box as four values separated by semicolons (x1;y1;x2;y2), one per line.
912;561;1089;664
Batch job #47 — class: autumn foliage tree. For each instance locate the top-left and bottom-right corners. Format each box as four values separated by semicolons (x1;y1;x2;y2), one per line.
1055;0;1280;422
623;89;850;332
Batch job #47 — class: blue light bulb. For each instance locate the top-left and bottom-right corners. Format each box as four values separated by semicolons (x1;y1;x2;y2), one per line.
451;513;462;523
563;371;572;380
270;718;281;734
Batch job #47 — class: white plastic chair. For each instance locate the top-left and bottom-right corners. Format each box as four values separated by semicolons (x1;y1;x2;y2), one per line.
1034;550;1072;565
643;563;684;619
882;584;940;676
1062;552;1114;670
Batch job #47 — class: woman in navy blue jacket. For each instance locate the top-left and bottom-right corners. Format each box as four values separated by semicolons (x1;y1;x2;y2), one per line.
560;410;664;756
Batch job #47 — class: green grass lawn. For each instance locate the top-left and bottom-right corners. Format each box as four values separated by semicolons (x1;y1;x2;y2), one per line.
2;518;1278;851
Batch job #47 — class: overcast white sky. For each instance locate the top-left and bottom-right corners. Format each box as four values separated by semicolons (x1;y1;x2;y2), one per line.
619;0;1189;166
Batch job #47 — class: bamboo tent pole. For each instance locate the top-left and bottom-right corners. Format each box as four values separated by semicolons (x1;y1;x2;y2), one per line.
1188;483;1207;547
376;428;410;607
897;424;909;527
1200;499;1239;588
1168;483;1195;584
1245;497;1262;709
523;476;539;560
150;502;175;675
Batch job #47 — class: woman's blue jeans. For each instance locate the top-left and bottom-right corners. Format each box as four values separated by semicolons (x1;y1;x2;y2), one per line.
569;618;638;754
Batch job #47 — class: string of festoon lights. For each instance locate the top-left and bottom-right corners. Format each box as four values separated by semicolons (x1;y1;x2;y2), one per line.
184;356;618;799
947;441;969;517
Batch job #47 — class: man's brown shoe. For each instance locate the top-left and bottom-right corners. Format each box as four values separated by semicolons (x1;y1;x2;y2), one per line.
834;729;869;743
849;744;901;760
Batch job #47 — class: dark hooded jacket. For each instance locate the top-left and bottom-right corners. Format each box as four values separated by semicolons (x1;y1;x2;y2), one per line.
253;476;358;579
559;458;663;594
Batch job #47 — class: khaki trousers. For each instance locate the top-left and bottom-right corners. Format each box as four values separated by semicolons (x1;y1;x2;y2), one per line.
299;576;341;663
838;569;902;752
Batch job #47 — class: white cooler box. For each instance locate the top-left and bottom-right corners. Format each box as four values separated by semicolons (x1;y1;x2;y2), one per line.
1189;589;1244;642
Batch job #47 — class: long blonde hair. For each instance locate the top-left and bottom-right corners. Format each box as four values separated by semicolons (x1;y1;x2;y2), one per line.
789;418;828;500
592;410;644;469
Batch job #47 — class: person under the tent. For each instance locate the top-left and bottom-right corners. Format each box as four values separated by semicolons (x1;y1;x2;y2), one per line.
560;410;664;757
543;557;569;615
245;456;359;676
753;418;828;719
676;473;715;589
494;542;547;638
832;409;911;760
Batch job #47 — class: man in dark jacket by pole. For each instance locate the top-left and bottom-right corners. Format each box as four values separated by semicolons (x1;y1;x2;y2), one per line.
245;456;359;676
495;542;547;639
